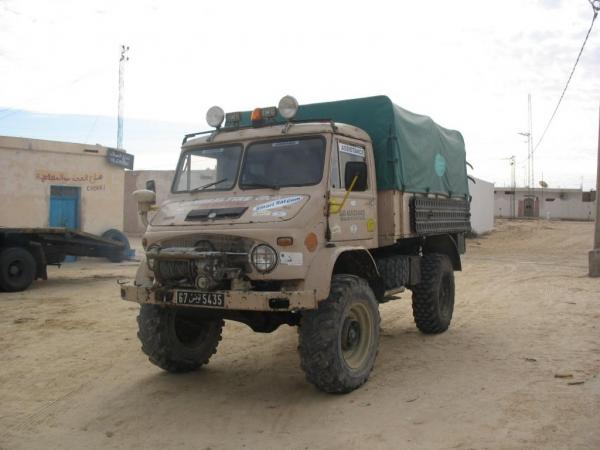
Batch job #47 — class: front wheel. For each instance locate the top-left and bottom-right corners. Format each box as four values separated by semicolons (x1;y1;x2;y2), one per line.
411;253;455;334
137;304;224;373
298;275;380;394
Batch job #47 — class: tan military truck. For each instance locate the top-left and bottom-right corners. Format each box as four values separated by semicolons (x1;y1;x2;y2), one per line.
122;95;471;393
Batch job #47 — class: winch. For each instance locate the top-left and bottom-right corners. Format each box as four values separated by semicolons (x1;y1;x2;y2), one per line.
147;246;246;288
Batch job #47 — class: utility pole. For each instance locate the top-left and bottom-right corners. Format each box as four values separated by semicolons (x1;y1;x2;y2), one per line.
529;94;534;189
590;104;600;277
510;155;516;218
117;45;130;150
518;94;534;188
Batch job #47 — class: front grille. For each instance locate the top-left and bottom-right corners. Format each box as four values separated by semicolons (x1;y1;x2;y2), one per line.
160;234;253;253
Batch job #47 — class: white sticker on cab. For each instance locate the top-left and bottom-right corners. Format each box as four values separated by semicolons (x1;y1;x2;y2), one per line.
338;142;365;158
280;252;303;266
254;196;302;212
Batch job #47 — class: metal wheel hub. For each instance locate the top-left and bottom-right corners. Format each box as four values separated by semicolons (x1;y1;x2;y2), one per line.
8;261;23;277
342;318;361;351
340;303;373;371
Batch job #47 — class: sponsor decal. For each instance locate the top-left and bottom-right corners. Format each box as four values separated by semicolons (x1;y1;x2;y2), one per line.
253;196;303;212
367;218;376;232
330;225;342;235
340;209;366;222
191;196;253;207
272;211;287;218
338;142;365;158
280;252;303;266
350;224;358;234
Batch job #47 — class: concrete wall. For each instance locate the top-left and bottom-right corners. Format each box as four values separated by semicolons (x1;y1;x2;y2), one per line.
0;136;126;235
469;177;494;235
124;170;175;234
495;189;595;221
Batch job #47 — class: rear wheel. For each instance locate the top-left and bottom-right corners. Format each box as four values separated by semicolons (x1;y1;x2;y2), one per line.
137;304;224;373
298;275;380;394
411;253;455;334
0;247;36;292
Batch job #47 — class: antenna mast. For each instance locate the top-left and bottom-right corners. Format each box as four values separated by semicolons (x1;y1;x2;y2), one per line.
528;93;534;189
117;45;130;150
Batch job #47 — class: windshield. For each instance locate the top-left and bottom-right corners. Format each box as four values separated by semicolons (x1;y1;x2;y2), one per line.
240;137;325;189
173;144;242;192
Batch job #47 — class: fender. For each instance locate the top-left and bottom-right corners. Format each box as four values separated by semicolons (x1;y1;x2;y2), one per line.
304;245;384;302
422;234;462;271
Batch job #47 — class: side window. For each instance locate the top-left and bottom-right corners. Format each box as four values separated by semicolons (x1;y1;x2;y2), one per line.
338;141;367;189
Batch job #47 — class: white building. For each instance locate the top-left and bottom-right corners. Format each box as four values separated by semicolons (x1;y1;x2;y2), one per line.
0;135;132;235
494;187;596;221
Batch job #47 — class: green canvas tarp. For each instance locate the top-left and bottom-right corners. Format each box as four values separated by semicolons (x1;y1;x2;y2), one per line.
228;96;469;198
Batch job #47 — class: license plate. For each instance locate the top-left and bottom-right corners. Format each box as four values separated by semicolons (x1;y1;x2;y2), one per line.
175;291;225;307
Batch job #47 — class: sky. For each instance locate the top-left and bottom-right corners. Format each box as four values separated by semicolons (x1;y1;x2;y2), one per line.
1;0;599;189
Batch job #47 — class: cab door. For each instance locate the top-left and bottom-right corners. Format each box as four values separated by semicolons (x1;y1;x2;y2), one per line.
327;138;377;244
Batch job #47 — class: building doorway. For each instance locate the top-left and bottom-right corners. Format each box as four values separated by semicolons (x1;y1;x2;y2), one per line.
49;186;80;262
49;186;80;229
523;197;535;217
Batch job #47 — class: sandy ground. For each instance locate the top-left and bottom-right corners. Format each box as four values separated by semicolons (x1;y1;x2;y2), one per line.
0;219;599;450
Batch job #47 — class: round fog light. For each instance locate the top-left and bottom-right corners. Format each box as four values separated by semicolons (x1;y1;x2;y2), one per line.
251;244;278;273
206;106;225;128
278;95;299;120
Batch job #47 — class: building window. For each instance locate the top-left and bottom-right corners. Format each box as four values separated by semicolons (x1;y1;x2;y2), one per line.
582;191;596;202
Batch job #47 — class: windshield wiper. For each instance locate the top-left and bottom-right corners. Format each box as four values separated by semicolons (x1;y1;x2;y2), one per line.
242;182;280;190
191;178;229;192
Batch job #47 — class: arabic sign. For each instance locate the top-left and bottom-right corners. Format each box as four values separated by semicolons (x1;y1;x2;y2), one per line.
106;148;134;170
36;170;104;184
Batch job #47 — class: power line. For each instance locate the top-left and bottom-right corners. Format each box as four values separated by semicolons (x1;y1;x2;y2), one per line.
533;1;600;154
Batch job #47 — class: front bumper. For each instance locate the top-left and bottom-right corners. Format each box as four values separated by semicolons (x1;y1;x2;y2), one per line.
120;283;318;312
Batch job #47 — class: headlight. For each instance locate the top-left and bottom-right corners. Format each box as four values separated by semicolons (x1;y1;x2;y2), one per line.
250;244;277;273
146;244;160;271
206;106;225;128
278;95;298;120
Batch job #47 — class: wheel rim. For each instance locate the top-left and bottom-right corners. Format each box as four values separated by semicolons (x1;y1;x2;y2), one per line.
173;313;210;348
439;274;452;318
341;303;373;371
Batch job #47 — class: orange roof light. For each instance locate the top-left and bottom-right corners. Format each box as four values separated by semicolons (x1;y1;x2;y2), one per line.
251;107;263;123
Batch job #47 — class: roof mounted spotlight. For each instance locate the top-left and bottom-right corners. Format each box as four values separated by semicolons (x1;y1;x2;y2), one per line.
206;106;225;128
278;95;298;120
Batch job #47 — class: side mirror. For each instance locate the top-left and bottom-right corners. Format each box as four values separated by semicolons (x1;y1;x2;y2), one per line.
132;189;157;227
344;161;368;191
145;179;156;192
133;189;156;205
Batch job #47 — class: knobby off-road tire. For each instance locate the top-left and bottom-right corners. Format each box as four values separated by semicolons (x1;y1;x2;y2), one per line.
137;304;224;373
376;255;409;291
411;253;455;334
298;275;380;394
0;247;36;292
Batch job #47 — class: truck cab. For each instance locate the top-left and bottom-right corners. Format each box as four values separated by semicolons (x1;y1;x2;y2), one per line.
123;95;471;393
